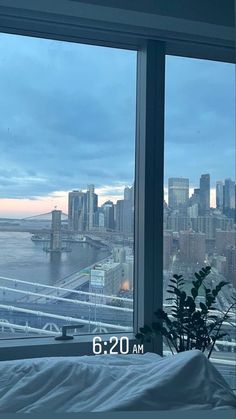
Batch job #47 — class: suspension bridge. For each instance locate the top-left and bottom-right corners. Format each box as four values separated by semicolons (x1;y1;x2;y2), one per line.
0;209;69;234
21;210;68;222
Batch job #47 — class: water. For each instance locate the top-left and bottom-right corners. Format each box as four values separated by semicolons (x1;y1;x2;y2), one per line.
0;232;110;285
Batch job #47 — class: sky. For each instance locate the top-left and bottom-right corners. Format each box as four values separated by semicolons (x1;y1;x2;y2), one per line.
0;33;235;218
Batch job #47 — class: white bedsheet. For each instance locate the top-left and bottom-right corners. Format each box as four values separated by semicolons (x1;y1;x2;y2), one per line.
0;350;235;412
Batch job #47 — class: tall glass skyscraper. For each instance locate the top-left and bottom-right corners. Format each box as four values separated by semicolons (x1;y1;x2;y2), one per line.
168;178;189;211
216;180;224;209
68;190;85;232
224;178;235;209
223;178;235;219
199;174;210;215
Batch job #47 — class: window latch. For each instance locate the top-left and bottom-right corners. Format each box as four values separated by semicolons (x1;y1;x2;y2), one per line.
55;324;84;340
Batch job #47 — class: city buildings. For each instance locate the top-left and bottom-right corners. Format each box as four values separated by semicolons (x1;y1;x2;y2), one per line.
179;230;206;265
90;261;123;302
215;230;236;256
67;173;235;288
225;246;236;287
163;232;173;270
164;173;235;286
68;185;134;234
68;186;98;232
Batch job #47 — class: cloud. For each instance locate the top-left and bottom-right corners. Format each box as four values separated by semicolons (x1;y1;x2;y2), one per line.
164;56;235;186
0;33;136;204
0;33;234;217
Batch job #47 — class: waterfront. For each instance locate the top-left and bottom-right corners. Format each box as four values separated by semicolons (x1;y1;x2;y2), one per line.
0;232;110;285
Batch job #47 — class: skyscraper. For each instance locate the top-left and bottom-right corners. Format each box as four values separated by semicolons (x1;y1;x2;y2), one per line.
115;185;134;234
116;199;124;232
68;190;85;232
199;174;210;215
188;188;200;217
168;178;189;211
216;181;224;210
223;178;235;218
190;188;200;206
102;200;115;230
86;184;98;231
124;186;132;201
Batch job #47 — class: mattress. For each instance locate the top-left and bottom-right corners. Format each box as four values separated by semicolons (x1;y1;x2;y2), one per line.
0;350;235;412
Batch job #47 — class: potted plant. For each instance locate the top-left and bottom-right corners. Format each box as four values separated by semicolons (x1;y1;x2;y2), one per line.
135;266;236;358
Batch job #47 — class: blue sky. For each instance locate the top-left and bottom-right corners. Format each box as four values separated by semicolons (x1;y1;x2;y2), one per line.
0;33;235;216
165;55;235;189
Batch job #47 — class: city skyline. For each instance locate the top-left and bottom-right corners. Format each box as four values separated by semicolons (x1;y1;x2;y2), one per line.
0;174;235;219
0;33;234;218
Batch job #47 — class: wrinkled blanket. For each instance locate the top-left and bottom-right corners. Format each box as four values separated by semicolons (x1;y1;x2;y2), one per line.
0;350;235;412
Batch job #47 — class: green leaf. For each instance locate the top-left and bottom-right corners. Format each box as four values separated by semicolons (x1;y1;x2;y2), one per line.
191;288;198;299
175;288;182;297
218;281;229;287
171;307;178;312
199;270;206;278
173;274;183;280
169;279;177;284
200;302;208;311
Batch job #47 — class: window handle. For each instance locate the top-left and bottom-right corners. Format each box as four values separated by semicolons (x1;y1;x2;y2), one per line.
55;324;84;340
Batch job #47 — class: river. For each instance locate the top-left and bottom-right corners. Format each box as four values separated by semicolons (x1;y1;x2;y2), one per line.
0;232;110;285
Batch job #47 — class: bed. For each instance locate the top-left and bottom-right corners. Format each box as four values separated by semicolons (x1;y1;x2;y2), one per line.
0;350;235;412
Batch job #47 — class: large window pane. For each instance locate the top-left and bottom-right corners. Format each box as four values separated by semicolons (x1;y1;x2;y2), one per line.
0;33;136;338
164;56;235;388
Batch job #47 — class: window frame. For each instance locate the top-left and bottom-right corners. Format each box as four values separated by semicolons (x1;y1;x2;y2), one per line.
0;4;235;360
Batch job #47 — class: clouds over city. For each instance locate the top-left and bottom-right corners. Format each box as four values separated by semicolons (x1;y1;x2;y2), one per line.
164;56;235;187
0;33;136;205
0;33;235;216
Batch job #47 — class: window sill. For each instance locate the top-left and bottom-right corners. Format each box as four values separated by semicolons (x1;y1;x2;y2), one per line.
0;333;136;361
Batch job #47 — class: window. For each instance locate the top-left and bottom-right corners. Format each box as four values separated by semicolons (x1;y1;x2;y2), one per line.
164;55;236;388
0;32;136;339
0;7;234;377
